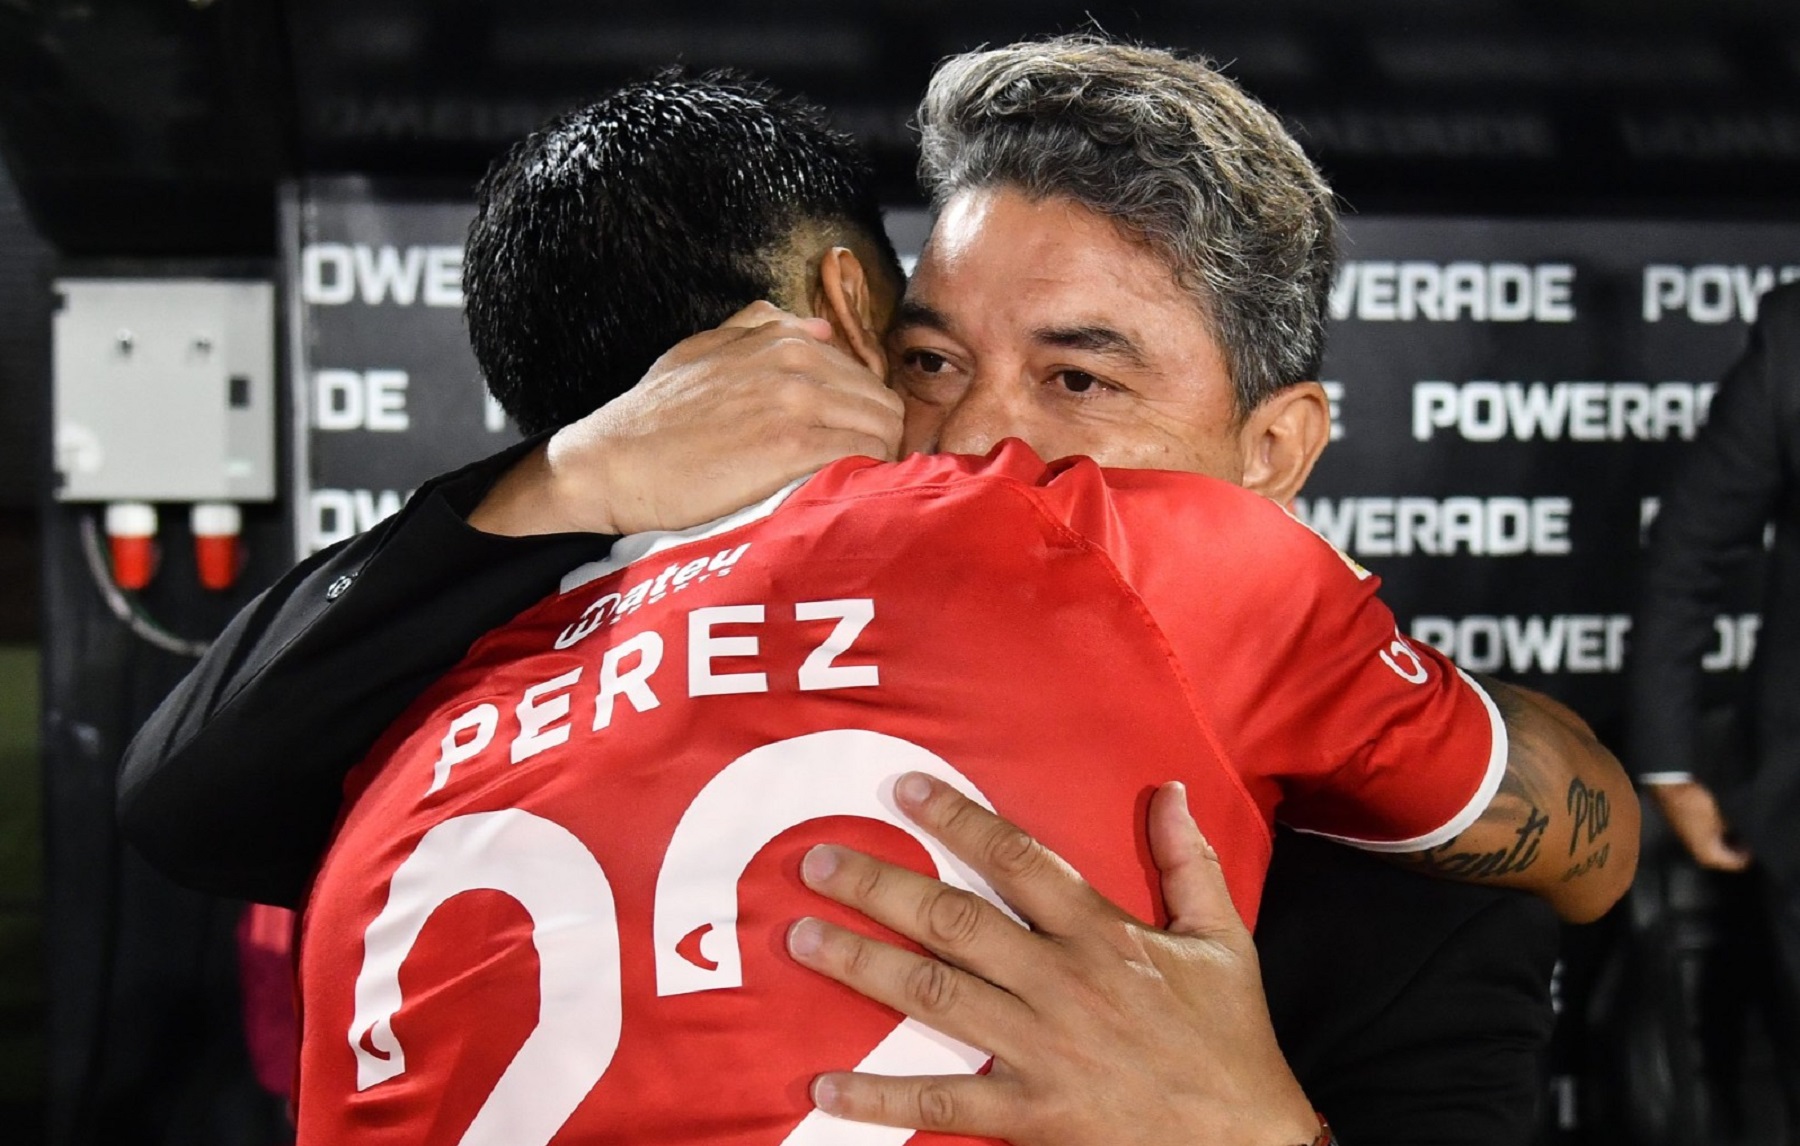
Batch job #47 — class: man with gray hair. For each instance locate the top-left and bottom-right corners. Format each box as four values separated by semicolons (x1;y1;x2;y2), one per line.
122;36;1569;1146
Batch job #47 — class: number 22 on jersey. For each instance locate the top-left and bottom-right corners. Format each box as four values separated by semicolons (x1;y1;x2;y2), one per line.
344;729;1012;1146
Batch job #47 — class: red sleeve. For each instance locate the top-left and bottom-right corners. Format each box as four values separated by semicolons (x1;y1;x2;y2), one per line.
1029;454;1507;851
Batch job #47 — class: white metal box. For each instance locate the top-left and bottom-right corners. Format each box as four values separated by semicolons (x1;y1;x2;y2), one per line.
53;279;276;502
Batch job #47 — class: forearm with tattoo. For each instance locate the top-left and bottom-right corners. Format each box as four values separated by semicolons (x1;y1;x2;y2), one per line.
1391;675;1638;923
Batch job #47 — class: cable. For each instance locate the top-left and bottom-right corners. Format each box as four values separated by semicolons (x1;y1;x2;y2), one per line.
77;513;212;658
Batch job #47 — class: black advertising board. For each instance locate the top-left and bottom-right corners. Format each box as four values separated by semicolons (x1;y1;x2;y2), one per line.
282;178;517;555
283;178;1799;736
1307;220;1798;735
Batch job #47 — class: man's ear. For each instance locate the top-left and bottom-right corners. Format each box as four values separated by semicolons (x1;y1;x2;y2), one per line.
812;246;886;377
1238;383;1332;506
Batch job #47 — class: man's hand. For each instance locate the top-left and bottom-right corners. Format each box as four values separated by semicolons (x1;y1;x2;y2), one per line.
786;774;1320;1146
1650;779;1752;872
469;302;904;537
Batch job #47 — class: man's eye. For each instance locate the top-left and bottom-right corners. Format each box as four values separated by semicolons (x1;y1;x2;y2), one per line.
1056;370;1102;394
903;350;951;374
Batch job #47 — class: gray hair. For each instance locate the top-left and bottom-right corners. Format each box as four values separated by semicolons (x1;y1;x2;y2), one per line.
918;35;1338;415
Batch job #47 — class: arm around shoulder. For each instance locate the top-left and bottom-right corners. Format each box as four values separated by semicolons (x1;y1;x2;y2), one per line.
117;436;612;905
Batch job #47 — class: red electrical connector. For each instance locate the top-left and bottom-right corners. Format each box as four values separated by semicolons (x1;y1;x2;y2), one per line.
191;502;242;592
104;501;159;590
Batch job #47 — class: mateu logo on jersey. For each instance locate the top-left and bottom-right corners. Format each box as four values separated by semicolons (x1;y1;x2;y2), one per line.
555;544;753;648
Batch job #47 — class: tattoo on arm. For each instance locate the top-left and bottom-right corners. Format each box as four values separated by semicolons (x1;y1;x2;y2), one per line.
1560;776;1614;880
1393;676;1565;883
1399;805;1549;878
1566;777;1612;854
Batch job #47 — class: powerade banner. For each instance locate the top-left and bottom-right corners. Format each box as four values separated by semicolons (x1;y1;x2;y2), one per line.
282;177;1799;738
1304;220;1797;738
281;178;518;556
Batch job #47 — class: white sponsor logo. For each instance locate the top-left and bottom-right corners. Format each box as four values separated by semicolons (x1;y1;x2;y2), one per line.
1642;264;1800;324
1410;613;1758;674
301;243;463;307
1330;261;1574;323
1294;496;1571;557
554;544;754;647
1412;381;1715;442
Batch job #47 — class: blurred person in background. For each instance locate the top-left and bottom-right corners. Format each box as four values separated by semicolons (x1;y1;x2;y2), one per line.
1629;280;1800;1135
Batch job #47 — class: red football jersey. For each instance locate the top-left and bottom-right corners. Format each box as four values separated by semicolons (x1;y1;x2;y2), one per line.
296;441;1504;1146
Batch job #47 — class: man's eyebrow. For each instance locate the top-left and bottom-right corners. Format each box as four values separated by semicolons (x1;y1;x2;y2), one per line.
1033;324;1151;370
893;300;953;333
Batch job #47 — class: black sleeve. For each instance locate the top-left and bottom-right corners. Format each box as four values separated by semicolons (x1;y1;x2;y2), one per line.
1626;287;1798;783
1299;899;1559;1146
1259;830;1560;1146
116;435;619;907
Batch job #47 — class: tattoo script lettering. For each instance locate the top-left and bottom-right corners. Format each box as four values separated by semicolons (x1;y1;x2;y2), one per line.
1407;806;1549;879
1561;844;1610;882
1566;777;1612;855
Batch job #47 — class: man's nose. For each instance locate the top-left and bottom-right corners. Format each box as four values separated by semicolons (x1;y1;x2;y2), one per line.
932;377;1033;456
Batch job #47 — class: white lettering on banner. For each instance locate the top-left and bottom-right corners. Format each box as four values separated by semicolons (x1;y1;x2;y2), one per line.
1409;613;1759;674
310;488;408;550
1411;381;1716;442
1292;497;1571;557
300;243;464;307
1321;381;1345;441
1330;262;1575;323
1702;615;1761;672
314;369;410;432
1642;264;1800;323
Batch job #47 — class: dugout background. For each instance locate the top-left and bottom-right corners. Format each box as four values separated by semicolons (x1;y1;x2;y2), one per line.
7;1;1800;1143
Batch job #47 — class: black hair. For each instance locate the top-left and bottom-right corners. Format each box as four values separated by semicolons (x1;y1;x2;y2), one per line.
465;71;900;436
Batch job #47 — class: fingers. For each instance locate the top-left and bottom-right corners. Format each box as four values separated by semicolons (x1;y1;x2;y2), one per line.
1685;829;1753;872
811;1071;1016;1139
1651;781;1753;873
1145;782;1245;938
719;299;833;341
892;772;1114;938
1695;845;1753;873
785;916;1030;1050
798;841;1043;987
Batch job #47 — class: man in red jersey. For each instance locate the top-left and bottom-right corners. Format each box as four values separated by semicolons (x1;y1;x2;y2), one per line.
286;69;1631;1146
298;438;1510;1145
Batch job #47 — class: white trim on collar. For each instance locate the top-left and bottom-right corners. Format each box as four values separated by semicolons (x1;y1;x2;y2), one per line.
558;474;814;595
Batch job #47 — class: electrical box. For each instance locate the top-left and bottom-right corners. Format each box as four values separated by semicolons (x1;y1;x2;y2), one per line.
53;279;276;503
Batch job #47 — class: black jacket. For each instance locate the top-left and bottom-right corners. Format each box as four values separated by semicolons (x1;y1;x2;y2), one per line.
117;439;1558;1145
1629;282;1800;883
